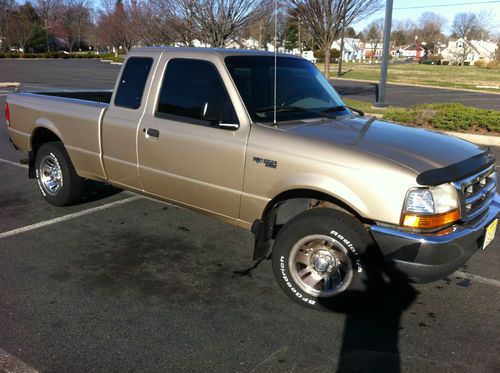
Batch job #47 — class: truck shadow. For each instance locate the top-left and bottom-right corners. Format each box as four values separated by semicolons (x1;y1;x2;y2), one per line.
76;180;123;204
319;246;418;373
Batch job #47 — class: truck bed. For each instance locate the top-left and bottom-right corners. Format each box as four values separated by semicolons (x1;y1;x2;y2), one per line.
34;90;112;104
7;91;110;181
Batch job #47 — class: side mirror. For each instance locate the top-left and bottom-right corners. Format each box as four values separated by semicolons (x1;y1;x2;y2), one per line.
202;100;239;130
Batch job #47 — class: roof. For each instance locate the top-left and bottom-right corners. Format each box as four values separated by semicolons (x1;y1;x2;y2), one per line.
130;46;302;59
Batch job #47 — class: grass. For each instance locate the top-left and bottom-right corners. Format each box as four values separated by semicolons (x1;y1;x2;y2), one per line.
345;98;500;134
317;62;500;93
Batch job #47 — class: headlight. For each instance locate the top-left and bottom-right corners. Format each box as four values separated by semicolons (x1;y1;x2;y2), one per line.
402;184;460;229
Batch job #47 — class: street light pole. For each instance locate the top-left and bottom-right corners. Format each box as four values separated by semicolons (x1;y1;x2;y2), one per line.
374;0;393;107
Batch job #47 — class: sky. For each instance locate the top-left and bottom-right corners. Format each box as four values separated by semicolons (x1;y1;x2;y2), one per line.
352;0;500;36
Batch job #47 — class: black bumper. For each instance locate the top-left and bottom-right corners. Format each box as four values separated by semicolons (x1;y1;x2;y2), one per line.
370;194;500;283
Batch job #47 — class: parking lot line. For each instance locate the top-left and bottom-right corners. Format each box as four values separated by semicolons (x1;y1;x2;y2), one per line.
0;195;142;240
455;271;500;288
0;348;39;373
0;159;28;169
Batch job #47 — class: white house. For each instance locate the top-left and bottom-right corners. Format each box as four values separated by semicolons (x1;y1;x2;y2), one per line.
392;44;424;59
331;38;365;61
441;38;498;65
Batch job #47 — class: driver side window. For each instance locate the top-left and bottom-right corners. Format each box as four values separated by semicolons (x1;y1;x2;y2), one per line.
156;58;238;126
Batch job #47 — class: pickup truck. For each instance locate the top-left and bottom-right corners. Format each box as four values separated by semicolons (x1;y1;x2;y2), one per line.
6;47;499;311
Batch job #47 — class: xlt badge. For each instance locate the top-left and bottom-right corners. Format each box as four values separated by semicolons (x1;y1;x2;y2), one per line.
253;156;277;169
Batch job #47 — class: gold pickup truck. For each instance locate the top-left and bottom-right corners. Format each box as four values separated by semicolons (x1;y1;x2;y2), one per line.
6;47;499;310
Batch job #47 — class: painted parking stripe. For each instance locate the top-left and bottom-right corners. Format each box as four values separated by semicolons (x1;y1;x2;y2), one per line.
0;195;142;240
0;348;39;373
455;271;500;288
0;159;28;169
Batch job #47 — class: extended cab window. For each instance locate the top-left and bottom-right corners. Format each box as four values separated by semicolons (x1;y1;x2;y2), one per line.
157;59;238;125
114;57;153;109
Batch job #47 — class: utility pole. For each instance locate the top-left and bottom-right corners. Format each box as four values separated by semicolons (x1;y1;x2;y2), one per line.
337;17;346;77
374;0;393;107
298;15;302;53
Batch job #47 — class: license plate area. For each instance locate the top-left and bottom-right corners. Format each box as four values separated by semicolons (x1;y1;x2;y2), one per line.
483;218;498;250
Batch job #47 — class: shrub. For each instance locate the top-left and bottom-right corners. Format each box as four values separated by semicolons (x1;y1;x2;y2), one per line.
313;49;340;63
384;103;500;133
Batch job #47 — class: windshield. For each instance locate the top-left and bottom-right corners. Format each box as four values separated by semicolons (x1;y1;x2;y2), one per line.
224;56;349;123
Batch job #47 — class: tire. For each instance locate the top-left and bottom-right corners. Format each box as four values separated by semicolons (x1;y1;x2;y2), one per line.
271;208;383;311
35;142;84;206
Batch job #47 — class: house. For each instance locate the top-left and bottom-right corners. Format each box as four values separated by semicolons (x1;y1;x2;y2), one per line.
331;38;365;61
441;38;498;65
392;44;424;59
362;41;384;59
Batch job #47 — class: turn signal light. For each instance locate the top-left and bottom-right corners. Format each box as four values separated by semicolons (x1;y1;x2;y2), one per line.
402;209;460;230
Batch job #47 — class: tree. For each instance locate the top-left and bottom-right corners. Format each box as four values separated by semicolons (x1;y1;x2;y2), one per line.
9;2;46;52
288;0;382;77
1;0;16;51
175;0;271;48
391;19;416;47
417;12;446;56
57;0;92;52
345;26;356;38
364;18;383;59
451;12;489;65
35;0;62;51
97;0;137;57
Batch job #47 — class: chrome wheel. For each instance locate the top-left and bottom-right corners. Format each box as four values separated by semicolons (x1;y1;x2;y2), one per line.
288;234;353;297
38;153;63;195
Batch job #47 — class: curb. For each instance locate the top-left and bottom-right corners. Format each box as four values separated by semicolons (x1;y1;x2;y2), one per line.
443;131;500;147
330;77;500;95
0;82;20;87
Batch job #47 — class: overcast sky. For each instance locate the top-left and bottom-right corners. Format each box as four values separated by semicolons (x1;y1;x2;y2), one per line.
351;0;500;36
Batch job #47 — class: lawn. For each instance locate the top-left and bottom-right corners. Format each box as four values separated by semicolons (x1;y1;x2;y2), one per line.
317;62;500;93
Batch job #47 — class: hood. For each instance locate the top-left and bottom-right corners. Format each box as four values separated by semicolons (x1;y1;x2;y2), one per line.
284;115;486;174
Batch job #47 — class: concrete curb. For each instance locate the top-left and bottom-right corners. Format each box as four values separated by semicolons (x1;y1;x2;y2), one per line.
444;131;500;147
0;82;20;87
331;77;500;95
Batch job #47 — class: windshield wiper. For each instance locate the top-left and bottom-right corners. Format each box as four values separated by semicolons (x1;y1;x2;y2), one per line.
255;105;339;120
321;105;349;114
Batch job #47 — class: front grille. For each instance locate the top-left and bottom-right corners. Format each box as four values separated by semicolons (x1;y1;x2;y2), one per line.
453;164;497;221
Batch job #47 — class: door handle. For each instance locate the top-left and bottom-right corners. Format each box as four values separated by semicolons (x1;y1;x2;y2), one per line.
144;128;160;138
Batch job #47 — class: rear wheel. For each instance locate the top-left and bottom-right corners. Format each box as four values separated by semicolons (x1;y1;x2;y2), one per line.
35;142;84;206
272;208;380;311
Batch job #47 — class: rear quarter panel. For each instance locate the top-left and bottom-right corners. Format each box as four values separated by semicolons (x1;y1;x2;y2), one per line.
7;93;108;181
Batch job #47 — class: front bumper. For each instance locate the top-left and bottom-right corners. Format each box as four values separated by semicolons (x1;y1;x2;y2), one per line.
370;194;500;283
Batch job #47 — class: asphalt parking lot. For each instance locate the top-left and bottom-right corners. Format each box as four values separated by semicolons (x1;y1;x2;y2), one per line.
331;79;500;111
1;60;500;372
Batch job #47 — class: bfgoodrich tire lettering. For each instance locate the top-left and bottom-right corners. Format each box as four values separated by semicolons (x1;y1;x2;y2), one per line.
35;142;84;206
271;208;379;311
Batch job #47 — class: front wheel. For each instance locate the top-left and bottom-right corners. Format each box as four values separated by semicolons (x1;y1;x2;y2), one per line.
35;142;84;206
272;208;381;311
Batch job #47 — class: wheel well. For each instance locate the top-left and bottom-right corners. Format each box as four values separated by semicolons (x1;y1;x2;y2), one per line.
252;189;372;260
31;128;61;157
263;189;365;225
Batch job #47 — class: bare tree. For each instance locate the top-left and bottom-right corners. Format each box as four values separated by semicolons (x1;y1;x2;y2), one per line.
364;18;383;59
175;0;271;48
452;12;488;65
417;12;446;56
35;0;62;51
57;0;92;52
97;0;138;56
391;19;416;47
1;0;16;51
289;0;382;77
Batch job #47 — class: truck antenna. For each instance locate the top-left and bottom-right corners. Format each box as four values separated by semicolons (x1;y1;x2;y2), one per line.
273;0;277;125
